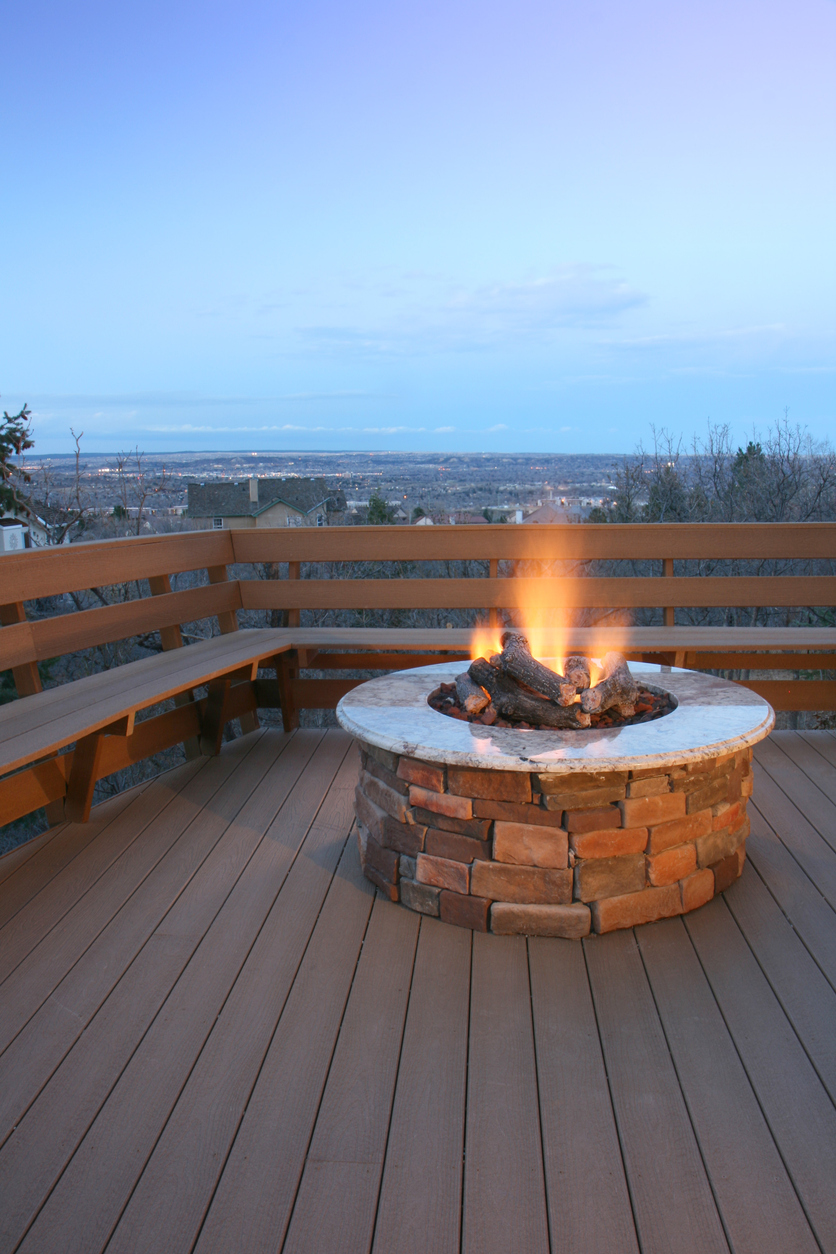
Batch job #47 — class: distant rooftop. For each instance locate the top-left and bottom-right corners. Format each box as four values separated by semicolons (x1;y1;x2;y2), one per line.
187;477;346;519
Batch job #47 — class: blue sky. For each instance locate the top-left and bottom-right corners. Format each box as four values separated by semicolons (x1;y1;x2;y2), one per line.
2;0;834;454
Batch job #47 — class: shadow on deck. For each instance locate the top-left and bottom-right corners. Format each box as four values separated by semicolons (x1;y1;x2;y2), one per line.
1;727;835;1254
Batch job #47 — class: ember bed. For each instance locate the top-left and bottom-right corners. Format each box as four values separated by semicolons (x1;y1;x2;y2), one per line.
338;661;774;936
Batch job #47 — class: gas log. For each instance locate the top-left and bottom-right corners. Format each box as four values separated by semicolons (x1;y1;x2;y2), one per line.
468;657;592;729
455;671;491;715
579;651;639;717
497;631;568;704
563;655;591;692
456;633;639;729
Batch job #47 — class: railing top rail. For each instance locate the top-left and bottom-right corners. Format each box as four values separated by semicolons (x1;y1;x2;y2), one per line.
0;530;235;603
0;522;834;607
231;522;836;563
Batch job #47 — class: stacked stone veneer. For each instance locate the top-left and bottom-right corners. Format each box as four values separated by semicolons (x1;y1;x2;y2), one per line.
354;741;752;936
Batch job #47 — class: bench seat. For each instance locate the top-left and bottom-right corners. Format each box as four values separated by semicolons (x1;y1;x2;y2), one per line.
4;623;835;827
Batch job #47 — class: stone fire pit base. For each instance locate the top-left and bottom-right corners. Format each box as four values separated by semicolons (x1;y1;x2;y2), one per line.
354;744;752;936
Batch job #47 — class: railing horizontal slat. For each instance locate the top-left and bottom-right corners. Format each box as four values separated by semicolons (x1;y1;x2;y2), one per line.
240;575;836;612
0;583;243;669
736;679;836;709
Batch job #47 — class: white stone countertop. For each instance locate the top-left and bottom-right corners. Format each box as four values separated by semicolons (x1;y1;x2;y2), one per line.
336;661;775;774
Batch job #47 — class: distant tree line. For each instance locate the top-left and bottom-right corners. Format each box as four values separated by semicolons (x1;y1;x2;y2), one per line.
588;418;836;525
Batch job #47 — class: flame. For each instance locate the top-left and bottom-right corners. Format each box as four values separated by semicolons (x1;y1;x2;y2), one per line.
470;623;503;662
468;533;635;676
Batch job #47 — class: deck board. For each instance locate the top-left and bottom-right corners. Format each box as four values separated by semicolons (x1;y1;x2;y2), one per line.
371;918;470;1254
747;804;836;984
756;735;836;855
638;918;820;1254
722;860;836;1101
528;936;639;1254
0;783;148;930
13;732;351;1254
585;929;729;1254
1;729;835;1254
463;932;549;1254
686;897;836;1252
106;748;365;1254
281;897;419;1254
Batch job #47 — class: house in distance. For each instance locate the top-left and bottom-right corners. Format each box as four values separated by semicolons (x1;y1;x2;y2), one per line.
188;477;348;530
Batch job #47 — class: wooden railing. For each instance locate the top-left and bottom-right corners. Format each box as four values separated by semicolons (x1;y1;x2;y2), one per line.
3;521;836;680
1;522;835;828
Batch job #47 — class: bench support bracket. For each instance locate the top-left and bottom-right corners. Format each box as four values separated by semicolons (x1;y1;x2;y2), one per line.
65;714;134;823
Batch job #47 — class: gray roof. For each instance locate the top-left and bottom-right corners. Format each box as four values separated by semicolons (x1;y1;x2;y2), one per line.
187;478;347;519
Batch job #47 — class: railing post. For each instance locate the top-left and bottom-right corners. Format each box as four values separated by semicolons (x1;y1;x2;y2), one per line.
663;558;675;627
147;575;201;759
206;564;260;734
0;601;42;697
0;601;65;825
489;558;499;630
287;561;301;628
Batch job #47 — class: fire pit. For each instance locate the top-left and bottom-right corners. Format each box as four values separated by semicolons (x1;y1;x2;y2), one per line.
336;655;774;937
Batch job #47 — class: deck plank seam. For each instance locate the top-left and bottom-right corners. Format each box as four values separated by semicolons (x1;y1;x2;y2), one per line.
753;754;836;860
0;734;271;1071
750;770;836;916
741;845;836;1001
758;736;836;855
109;787;359;1254
786;730;836;775
269;865;385;1254
457;928;473;1254
525;937;555;1254
748;794;836;924
80;730;351;1253
188;821;372;1254
0;755;217;986
0;777;157;933
718;890;836;1114
0;822;68;884
366;910;424;1254
633;923;734;1254
580;936;643;1254
1;730;332;1238
0;734;295;1157
681;907;830;1254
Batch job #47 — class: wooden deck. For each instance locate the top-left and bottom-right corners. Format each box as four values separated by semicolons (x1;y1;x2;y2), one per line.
1;727;835;1254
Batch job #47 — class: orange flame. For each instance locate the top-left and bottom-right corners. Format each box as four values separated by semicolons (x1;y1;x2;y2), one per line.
469;533;635;676
470;623;504;663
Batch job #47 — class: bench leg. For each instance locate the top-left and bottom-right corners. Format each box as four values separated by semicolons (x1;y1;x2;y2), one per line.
276;651;299;732
200;678;232;756
239;707;260;735
168;691;202;759
65;732;107;823
46;798;66;826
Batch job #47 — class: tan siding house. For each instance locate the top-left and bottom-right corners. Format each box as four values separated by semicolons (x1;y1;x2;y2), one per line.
188;477;347;530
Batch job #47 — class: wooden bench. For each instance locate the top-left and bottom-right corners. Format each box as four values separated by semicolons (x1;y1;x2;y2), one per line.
2;522;835;827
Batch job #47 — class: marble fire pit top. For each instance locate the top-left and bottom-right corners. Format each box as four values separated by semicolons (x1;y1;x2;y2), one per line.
336;661;774;774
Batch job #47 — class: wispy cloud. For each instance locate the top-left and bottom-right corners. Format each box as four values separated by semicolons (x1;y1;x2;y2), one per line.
603;324;786;350
446;265;647;331
487;423;508;431
286;264;648;358
137;423;432;435
25;390;380;407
